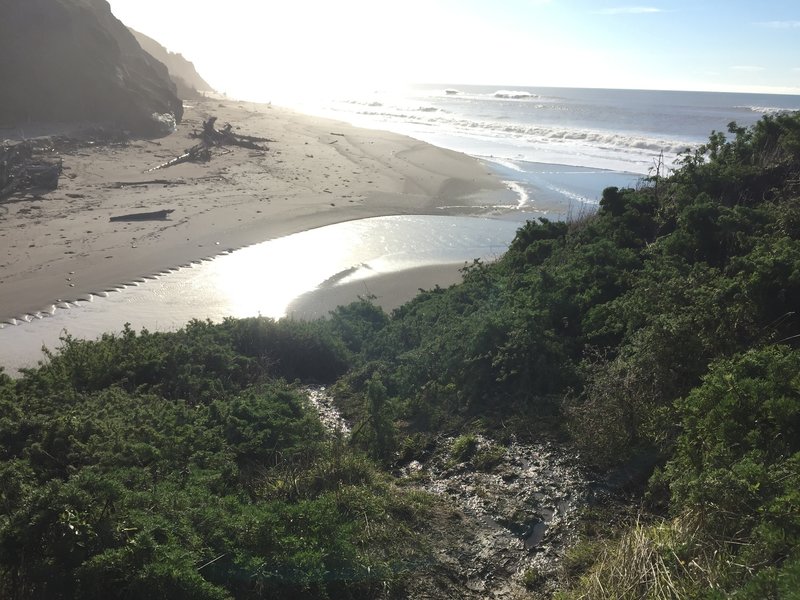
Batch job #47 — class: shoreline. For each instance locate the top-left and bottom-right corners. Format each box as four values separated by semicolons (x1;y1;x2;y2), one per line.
286;262;467;320
0;98;514;323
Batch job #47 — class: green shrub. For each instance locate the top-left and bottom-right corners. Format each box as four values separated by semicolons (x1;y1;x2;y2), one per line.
450;434;478;463
666;346;800;563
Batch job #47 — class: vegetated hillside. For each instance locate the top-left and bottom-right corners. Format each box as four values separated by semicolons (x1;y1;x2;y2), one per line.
332;112;800;597
0;0;182;134
0;112;798;599
0;321;429;599
130;28;213;99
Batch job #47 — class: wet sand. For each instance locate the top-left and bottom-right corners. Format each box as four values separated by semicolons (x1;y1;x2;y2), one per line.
0;98;511;323
286;262;466;320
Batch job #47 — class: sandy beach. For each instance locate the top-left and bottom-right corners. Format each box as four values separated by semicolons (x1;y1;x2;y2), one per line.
0;98;511;323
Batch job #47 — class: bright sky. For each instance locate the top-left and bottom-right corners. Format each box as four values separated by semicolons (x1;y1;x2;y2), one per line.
107;0;800;100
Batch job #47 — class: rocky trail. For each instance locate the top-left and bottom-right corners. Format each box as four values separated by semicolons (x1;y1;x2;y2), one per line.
304;386;588;599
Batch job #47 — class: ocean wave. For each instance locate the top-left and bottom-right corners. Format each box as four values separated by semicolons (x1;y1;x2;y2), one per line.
354;110;425;120
439;117;695;155
344;99;384;107
493;90;539;100
332;98;700;173
348;106;696;160
735;105;796;115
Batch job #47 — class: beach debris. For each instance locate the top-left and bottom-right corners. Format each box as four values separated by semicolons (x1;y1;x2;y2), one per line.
109;208;174;222
2;128;130;202
0;141;62;202
193;117;274;149
146;144;211;171
146;116;272;172
107;179;186;188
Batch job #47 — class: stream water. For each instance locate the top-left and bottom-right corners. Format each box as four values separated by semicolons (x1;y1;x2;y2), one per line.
0;214;523;374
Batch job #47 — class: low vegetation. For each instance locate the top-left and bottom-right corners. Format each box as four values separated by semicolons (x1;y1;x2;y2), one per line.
1;112;799;597
0;321;428;599
334;112;800;597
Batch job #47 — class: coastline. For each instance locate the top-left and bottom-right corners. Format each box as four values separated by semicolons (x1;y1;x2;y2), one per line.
0;98;513;323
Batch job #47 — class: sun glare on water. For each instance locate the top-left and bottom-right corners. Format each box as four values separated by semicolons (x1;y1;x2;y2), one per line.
209;226;363;319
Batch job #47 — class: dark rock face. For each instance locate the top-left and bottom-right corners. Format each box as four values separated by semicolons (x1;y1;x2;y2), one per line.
0;0;183;135
130;28;213;100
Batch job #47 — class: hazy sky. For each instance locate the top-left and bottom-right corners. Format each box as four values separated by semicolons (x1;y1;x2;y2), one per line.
108;0;800;100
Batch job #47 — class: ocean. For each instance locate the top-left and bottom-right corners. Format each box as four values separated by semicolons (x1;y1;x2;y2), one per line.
293;84;800;217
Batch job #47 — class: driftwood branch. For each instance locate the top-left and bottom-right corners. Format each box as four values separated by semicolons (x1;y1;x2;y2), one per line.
107;179;186;188
146;144;210;172
147;116;271;172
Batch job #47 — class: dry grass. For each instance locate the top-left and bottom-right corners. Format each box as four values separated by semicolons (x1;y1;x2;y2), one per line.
565;514;734;600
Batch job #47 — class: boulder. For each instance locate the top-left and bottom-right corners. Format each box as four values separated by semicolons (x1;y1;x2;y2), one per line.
0;0;183;135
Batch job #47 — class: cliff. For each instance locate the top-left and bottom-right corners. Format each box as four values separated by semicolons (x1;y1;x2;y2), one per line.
130;28;213;99
0;0;183;135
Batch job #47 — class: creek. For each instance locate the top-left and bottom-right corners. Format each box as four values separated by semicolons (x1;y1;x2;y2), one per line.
0;214;522;373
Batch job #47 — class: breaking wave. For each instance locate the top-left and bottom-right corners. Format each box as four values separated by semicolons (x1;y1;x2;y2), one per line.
344;99;384;107
349;105;696;157
493;90;539;100
735;105;797;115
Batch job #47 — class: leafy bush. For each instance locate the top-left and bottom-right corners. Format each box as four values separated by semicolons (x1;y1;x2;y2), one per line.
665;347;800;578
0;322;426;599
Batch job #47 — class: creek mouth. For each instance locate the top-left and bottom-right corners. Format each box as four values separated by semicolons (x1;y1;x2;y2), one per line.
304;386;588;598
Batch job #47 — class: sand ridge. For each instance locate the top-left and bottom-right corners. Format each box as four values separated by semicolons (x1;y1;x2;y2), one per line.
0;98;511;322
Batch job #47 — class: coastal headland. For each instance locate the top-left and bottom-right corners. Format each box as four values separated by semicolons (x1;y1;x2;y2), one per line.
0;98;511;323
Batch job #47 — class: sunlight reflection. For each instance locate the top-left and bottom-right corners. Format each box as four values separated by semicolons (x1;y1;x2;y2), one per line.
210;226;361;318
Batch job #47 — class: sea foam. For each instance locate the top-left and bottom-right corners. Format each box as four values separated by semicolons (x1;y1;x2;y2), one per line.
493;90;539;100
346;103;695;157
735;105;794;115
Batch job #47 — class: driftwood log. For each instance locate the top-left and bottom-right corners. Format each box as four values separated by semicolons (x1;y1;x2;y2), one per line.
109;208;174;222
147;116;272;172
